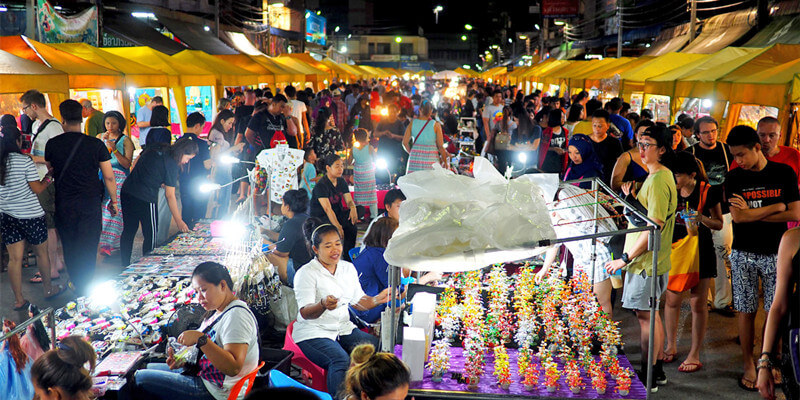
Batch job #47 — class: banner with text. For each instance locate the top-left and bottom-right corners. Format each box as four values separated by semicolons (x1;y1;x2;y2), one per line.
37;0;99;45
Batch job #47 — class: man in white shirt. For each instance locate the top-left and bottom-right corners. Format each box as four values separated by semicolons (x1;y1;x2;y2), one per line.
135;96;163;149
481;90;504;155
284;86;309;146
20;89;65;279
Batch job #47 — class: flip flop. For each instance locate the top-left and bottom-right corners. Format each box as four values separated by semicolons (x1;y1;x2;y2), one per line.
13;300;30;311
29;272;43;283
678;361;703;373
738;375;758;392
663;352;677;363
44;285;65;300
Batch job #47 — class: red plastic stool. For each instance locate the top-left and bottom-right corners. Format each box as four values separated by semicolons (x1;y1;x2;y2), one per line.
283;320;328;392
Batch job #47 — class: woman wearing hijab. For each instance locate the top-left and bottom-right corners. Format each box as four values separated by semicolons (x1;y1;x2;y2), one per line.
564;134;604;189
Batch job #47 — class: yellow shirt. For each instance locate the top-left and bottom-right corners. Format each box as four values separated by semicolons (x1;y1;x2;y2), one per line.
624;169;677;276
571;120;593;137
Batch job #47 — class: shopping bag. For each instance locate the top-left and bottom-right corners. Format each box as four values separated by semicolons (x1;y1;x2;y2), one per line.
667;234;700;292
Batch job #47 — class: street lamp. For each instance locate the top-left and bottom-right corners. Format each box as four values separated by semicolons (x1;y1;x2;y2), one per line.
433;5;443;24
395;36;402;43
464;24;473;31
461;35;467;41
334;26;340;32
519;35;527;40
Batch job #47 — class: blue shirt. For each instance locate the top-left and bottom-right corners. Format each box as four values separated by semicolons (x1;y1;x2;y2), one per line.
136;105;152;146
352;246;390;323
301;161;316;198
609;113;634;143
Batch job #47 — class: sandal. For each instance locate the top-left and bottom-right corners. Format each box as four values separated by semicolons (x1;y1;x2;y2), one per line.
678;361;703;373
13;300;30;311
738;375;758;392
663;352;677;364
45;284;65;299
29;272;43;283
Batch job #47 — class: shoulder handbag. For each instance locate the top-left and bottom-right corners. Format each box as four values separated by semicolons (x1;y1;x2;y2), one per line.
667;181;710;292
181;304;259;376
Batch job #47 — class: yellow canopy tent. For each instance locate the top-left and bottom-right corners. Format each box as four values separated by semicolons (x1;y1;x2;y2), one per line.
284;53;340;82
714;43;800;101
1;36;126;118
0;49;69;118
568;58;634;92
521;60;570;92
358;65;389;78
171;50;260;100
619;52;707;100
454;67;477;77
246;55;307;87
507;66;534;85
723;59;800;142
48;43;169;89
212;54;276;87
320;59;357;82
103;46;216;133
538;60;587;93
418;70;435;77
481;66;506;81
345;64;377;79
583;57;654;93
274;55;330;89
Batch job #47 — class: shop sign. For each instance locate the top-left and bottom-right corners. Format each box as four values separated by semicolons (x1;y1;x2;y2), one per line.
542;0;579;18
305;10;327;46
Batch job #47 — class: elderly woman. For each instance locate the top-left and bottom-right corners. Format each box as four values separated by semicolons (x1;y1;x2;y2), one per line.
98;111;134;257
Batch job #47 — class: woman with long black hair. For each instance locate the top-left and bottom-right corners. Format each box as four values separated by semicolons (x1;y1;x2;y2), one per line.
119;137;197;266
310;106;345;161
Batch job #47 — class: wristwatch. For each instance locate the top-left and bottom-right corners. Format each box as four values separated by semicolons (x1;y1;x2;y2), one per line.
196;333;209;348
621;252;631;265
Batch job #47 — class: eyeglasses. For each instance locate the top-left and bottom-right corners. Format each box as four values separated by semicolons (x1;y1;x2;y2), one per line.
21;105;30;112
637;142;657;150
699;128;717;136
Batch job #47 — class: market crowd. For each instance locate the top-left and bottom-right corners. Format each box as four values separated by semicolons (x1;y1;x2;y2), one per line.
0;76;799;400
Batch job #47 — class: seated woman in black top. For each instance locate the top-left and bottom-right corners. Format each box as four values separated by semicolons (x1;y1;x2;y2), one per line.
120;137;197;266
264;189;312;286
310;154;358;261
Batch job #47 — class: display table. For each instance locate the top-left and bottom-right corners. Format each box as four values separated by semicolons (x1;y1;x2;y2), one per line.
395;345;646;400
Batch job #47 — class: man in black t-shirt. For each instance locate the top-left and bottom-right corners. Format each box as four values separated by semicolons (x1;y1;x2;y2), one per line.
178;112;211;229
688;116;735;314
724;126;800;389
246;94;288;150
45;100;116;296
589;110;623;185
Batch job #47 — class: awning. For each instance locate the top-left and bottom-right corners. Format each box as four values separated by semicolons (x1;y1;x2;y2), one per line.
157;16;237;55
620;52;707;95
248;55;307;84
644;48;748;98
568;57;634;90
103;47;216;88
48;42;169;88
103;11;186;55
715;44;800;101
521;59;570;83
744;15;800;47
273;55;330;83
643;23;691;56
320;58;359;81
585;57;654;90
171;50;259;87
726;58;800;109
0;36;124;90
359;65;390;78
210;54;275;86
284;53;336;79
540;60;590;89
221;31;262;56
682;9;757;54
0;48;69;94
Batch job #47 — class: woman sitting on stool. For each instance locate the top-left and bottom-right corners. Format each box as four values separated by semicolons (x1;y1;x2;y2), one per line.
292;218;391;399
121;262;259;400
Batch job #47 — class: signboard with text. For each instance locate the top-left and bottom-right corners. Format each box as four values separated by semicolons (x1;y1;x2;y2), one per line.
305;10;327;46
542;0;579;18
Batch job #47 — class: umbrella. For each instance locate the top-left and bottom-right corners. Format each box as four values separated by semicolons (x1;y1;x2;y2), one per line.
431;70;461;80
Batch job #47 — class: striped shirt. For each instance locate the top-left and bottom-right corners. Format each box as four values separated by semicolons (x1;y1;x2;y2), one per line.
0;153;45;219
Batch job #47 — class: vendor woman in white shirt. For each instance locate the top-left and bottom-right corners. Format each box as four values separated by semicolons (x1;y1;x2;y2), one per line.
293;218;391;399
121;262;259;400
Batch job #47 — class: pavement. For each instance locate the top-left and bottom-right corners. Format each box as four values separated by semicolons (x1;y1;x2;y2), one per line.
0;226;783;399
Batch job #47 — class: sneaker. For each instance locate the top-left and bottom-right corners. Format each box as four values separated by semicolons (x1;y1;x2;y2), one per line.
636;370;659;393
654;367;668;386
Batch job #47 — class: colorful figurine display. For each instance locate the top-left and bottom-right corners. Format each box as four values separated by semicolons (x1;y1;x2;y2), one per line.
426;264;634;396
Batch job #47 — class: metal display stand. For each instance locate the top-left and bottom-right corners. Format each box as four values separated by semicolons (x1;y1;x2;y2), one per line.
386;177;661;399
0;307;56;350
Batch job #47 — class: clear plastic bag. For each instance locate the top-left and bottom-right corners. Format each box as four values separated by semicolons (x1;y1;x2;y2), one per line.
385;157;556;272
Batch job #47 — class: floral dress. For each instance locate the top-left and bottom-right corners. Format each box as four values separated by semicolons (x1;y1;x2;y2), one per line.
311;128;345;159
